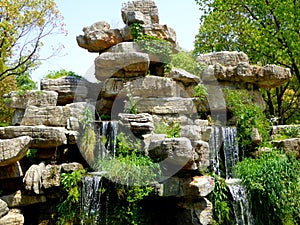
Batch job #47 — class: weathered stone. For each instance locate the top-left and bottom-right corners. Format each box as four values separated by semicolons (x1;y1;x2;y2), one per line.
197;51;249;67
76;21;123;52
167;68;201;85
12;109;25;126
132;97;197;115
148;137;194;167
41;164;61;189
1;190;46;207
177;198;213;225
101;78;125;98
0;136;31;167
259;64;292;88
142;23;177;44
189;176;215;197
118;113;154;136
60;162;84;172
119;25;133;41
121;0;159;25
194;141;210;170
3;90;58;109
23;162;46;194
272;138;300;157
194;119;209;127
40;76;88;105
0;126;67;149
180;125;202;141
0;209;24;225
271;125;300;137
252;127;262;145
20;102;88;128
0;199;9;218
95;52;150;81
0;162;23;180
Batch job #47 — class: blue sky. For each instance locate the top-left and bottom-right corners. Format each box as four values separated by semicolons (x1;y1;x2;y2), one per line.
31;0;201;83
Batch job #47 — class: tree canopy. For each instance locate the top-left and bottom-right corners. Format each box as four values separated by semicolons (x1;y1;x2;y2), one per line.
0;0;65;81
194;0;300;124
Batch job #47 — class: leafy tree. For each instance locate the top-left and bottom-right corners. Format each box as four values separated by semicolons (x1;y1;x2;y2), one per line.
194;0;300;124
0;0;65;81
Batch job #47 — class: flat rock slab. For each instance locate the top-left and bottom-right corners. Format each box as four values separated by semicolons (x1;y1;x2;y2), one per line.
0;209;24;225
0;136;31;166
0;126;67;149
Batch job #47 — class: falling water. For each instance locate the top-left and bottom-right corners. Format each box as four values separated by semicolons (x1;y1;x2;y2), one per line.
209;126;222;176
81;172;109;225
223;127;239;179
226;179;254;225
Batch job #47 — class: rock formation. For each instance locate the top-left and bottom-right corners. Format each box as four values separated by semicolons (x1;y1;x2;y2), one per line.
0;0;293;224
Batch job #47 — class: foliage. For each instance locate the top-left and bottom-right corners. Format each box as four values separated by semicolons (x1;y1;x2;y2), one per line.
273;126;300;141
0;0;65;81
225;89;270;152
95;132;160;224
154;120;181;138
79;106;96;166
56;169;85;225
0;76;17;126
193;83;208;101
131;22;173;70
16;72;37;92
234;150;300;225
170;50;206;76
208;174;233;225
194;0;300;124
45;69;81;79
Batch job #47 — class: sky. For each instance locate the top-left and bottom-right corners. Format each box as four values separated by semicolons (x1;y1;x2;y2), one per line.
31;0;201;83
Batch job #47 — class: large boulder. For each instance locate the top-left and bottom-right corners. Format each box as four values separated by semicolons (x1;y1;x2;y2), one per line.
121;0;159;25
95;52;150;81
0;209;24;225
1;190;46;207
3;90;58;109
40;76;89;105
0;126;67;149
0;162;23;180
76;21;123;52
0;136;31;166
0;199;9;218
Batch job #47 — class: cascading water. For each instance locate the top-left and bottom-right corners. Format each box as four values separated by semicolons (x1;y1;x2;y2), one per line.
226;179;254;225
209;126;253;225
223;127;239;179
81;172;109;225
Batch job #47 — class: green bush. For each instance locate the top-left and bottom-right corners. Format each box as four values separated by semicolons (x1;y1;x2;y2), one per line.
45;69;81;79
234;150;300;225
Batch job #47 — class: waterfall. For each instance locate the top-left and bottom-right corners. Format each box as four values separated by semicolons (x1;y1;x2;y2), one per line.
209;126;222;176
223;127;239;179
226;179;254;225
95;121;119;160
81;172;109;224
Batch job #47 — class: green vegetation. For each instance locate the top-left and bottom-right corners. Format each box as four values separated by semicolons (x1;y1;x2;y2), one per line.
57;169;86;225
208;174;233;225
234;150;300;225
95;132;160;224
45;69;81;79
194;0;300;125
225;89;270;152
154;120;181;138
0;0;65;81
273;126;300;141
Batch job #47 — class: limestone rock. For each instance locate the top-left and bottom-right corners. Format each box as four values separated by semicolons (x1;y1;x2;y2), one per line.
20;102;88;128
121;0;159;25
189;176;215;197
95;52;150;81
197;51;249;67
60;162;84;172
1;190;46;207
0;126;67;149
168;68;201;86
118;113;154;136
41;164;61;189
40;76;88;105
142;23;177;44
0;162;23;180
148;137;194;167
132;97;197;115
177;198;213;225
0;136;31;166
180;125;202;141
12;109;25;126
3;90;58;109
194;141;210;170
0;199;9;218
272;138;300;157
76;21;123;52
23;162;46;194
0;209;24;225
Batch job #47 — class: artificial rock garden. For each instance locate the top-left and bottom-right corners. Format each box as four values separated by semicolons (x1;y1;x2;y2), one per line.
0;1;298;225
